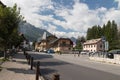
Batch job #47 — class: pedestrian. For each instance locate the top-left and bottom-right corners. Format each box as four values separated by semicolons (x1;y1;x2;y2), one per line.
78;50;81;57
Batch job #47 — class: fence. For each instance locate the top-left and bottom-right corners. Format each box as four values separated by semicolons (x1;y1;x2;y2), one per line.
89;52;120;65
23;50;60;80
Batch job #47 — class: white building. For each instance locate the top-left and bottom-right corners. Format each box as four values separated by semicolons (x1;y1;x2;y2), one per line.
83;38;103;52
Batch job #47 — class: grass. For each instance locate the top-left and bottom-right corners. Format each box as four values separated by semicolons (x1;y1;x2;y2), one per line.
0;58;9;72
0;57;9;62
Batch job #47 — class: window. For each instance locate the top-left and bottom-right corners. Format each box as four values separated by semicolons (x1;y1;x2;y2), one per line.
62;41;66;46
100;45;102;48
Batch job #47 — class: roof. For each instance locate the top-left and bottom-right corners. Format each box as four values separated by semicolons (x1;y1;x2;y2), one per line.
83;38;102;45
0;1;6;7
37;35;57;43
42;32;47;40
50;38;73;45
47;35;57;39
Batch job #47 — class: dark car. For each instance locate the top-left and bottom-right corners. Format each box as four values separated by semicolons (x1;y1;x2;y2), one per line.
109;50;120;54
47;49;55;54
106;50;120;59
107;53;114;59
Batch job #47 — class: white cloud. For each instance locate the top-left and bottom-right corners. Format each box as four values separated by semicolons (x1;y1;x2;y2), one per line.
1;0;120;39
1;0;53;28
47;24;57;33
54;1;101;32
103;8;120;25
53;31;85;38
54;0;120;35
115;0;120;9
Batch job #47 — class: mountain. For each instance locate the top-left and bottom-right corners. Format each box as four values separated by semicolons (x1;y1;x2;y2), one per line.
70;37;76;43
18;22;52;41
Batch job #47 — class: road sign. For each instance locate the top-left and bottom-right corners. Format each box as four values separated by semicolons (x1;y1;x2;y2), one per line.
105;41;109;51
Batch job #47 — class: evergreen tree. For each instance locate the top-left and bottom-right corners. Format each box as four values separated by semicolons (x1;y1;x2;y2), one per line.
86;20;120;50
109;20;119;49
86;25;103;40
111;20;118;40
105;20;112;42
75;36;86;50
97;25;103;38
86;28;92;40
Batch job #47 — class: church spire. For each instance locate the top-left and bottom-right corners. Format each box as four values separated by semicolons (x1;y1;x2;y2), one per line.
42;32;47;40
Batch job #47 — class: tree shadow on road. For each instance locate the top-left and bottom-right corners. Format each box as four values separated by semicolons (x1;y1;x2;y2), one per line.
16;60;28;65
30;53;53;60
12;52;25;60
39;61;70;67
40;68;57;75
40;68;58;80
7;68;35;74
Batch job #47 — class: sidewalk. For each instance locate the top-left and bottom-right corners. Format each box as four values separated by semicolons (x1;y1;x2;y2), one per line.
0;57;4;65
51;53;120;76
0;52;39;80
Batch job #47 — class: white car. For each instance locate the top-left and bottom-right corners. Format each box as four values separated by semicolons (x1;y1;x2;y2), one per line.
81;50;89;55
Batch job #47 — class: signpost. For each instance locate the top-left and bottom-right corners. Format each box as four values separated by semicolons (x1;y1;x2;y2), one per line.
105;41;109;51
101;36;109;52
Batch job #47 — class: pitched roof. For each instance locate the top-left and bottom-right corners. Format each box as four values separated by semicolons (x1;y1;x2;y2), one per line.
50;38;73;45
83;38;102;45
0;1;6;7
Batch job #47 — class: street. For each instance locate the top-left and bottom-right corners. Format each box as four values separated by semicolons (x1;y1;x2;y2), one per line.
29;51;120;80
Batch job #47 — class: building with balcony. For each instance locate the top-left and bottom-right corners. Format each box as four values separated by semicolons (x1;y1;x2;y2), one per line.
49;38;73;52
35;32;73;52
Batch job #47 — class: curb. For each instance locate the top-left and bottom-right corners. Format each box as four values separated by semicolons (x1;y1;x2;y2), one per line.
40;76;45;80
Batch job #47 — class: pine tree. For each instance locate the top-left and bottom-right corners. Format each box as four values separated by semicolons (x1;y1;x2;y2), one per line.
75;36;86;50
86;20;120;50
86;28;92;40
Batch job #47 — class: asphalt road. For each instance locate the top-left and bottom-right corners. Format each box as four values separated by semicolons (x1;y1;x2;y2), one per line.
29;52;120;80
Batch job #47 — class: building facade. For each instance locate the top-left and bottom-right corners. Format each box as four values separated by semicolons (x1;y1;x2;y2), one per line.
83;38;103;52
50;38;73;52
0;1;6;7
35;33;73;52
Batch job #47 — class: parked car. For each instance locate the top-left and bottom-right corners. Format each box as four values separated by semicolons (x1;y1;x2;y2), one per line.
47;49;55;54
107;53;114;59
106;49;120;59
81;50;89;55
109;49;120;54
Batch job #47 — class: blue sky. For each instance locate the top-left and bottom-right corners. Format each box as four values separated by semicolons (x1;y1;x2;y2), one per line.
1;0;120;38
81;0;118;9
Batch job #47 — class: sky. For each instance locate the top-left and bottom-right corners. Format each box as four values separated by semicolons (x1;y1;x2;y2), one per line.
1;0;120;38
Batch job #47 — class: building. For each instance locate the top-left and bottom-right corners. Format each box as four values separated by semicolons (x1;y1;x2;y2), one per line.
0;1;6;7
49;38;73;52
35;32;58;51
35;32;73;52
83;38;103;52
35;39;48;51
